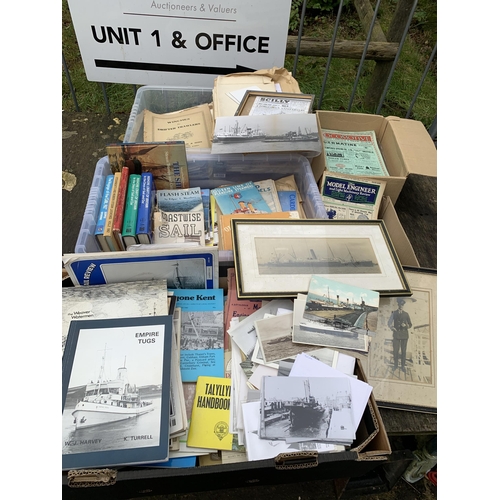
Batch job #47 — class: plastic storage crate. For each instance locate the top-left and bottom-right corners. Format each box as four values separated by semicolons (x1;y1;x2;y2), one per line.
74;157;112;253
74;152;328;253
124;86;213;143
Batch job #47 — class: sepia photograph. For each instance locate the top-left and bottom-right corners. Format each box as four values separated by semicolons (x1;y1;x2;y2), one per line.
254;312;319;364
232;219;411;298
360;268;437;413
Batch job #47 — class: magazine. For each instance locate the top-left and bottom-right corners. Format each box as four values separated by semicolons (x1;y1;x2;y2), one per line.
320;172;386;220
210;181;272;215
321;129;389;176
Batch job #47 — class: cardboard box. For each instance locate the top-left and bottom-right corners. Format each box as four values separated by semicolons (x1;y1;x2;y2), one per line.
379;196;420;268
312;111;437;204
62;358;391;498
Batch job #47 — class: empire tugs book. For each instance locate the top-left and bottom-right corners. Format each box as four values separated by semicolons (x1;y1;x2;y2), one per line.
62;315;173;470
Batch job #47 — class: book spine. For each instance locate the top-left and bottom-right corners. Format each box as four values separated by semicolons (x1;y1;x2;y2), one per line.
121;174;142;248
112;167;130;251
136;172;154;244
94;174;114;252
103;172;122;252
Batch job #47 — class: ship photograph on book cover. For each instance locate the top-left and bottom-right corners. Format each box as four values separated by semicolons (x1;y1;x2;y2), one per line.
106;141;190;190
62;247;218;289
172;289;224;382
62;315;173;470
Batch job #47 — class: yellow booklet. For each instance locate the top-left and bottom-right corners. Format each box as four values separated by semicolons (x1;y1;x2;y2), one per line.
187;376;233;450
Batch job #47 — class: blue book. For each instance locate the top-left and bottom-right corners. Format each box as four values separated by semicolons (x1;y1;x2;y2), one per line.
210;181;272;215
94;174;115;251
136;172;156;244
172;289;224;382
277;190;298;212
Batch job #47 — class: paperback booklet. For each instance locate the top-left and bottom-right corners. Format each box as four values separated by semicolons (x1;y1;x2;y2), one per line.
210;181;272;215
62;279;172;354
106;141;190;190
62;315;173;470
172;289;225;382
187;376;233;450
320;172;386;220
154;187;204;246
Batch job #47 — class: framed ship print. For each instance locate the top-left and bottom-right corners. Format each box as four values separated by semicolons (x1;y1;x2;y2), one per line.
359;267;437;413
235;90;315;116
231;219;411;299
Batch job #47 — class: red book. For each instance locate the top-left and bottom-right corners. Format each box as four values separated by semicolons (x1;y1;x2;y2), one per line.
111;166;130;251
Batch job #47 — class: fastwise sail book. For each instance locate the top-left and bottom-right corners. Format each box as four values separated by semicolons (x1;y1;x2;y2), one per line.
62;315;173;470
94;174;115;252
210;181;272;215
187;376;233;450
171;289;224;382
154;187;204;246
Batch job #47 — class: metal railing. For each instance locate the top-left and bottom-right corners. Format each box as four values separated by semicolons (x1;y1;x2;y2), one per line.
63;0;436;141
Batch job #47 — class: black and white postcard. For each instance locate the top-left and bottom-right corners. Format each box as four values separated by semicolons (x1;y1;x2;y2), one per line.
62;316;173;470
211;114;322;156
260;376;355;444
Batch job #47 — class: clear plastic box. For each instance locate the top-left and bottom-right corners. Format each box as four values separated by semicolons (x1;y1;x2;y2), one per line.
74;152;327;253
124;86;213;143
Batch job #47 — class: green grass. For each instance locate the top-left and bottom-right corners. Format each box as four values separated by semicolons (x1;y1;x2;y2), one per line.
62;0;436;128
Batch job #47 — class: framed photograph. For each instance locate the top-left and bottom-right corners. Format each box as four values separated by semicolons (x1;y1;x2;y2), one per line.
235;90;315;116
359;267;437;413
231;219;411;299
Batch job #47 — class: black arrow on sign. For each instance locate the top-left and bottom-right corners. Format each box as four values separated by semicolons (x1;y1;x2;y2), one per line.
94;60;256;75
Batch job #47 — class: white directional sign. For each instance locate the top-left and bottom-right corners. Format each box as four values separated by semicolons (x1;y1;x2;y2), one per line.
67;0;293;88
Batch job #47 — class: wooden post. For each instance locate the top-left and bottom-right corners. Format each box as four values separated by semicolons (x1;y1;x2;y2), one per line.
361;0;417;111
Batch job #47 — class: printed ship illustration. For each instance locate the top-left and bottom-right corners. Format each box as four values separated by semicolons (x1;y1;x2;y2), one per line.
263;126;319;142
284;379;325;426
72;348;154;430
213;121;266;143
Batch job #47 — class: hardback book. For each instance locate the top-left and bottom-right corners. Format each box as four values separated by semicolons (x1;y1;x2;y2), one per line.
186;376;233;450
210;181;272;215
62;315;173;470
154;187;205;246
94;174;115;252
136;172;156;244
61;279;172;354
218;211;300;251
122;173;142;248
111;166;130;251
200;188;213;245
106;141;190;190
319;172;386;220
171;289;224;382
103;171;122;252
253;179;282;212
